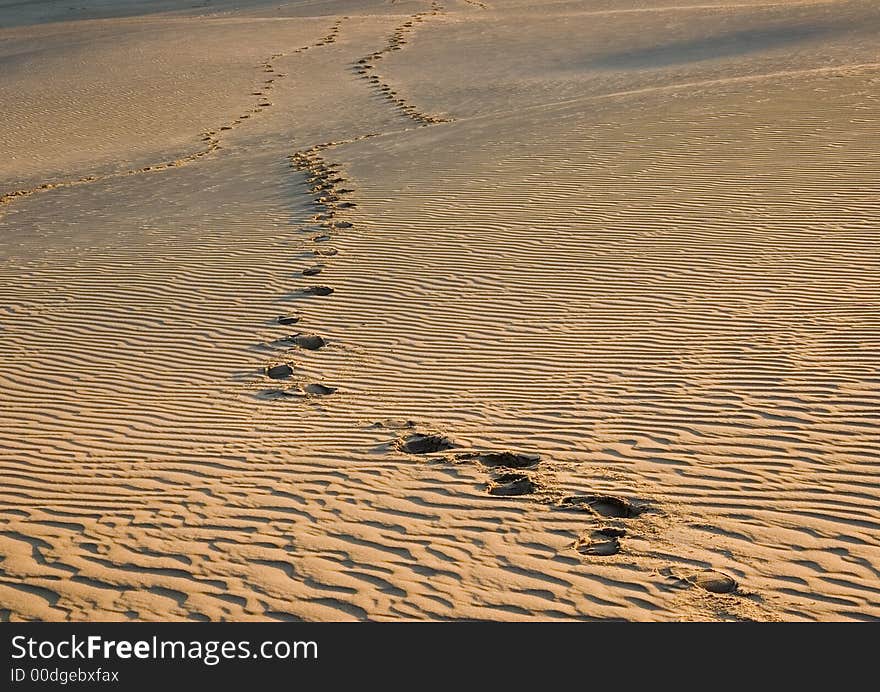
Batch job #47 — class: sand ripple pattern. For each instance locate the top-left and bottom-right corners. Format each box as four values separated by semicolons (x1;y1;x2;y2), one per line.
323;61;880;619
1;0;879;622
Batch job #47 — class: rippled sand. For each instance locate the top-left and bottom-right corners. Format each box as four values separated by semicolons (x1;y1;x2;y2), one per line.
1;0;879;621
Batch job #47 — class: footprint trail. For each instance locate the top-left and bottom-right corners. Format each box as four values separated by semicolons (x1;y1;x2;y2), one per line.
0;19;350;216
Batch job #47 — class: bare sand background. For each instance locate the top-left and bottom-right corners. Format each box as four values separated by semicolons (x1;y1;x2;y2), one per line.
1;0;878;621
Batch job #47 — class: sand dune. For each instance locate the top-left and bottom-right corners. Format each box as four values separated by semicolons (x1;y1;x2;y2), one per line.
1;0;878;621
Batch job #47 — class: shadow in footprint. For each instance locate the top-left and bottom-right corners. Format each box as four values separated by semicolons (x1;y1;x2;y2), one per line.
304;383;336;396
455;451;540;469
301;286;334;296
256;388;303;400
558;494;643;518
290;334;326;350
396;433;454;455
487;472;537;497
266;364;293;380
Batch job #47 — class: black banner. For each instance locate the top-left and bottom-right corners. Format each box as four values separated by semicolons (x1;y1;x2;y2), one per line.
1;622;860;688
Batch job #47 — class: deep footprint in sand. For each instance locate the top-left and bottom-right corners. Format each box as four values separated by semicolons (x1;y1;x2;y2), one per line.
487;472;537;496
304;383;336;396
266;363;293;380
558;494;643;518
276;314;301;325
396;433;454;455
455;451;540;469
314;248;338;257
686;570;738;594
291;333;326;350
301;285;334;296
302;265;323;276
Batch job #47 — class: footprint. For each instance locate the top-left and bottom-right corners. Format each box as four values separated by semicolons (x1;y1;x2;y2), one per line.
266;363;293;380
276;314;300;325
371;419;416;430
487;472;537;497
312;235;333;243
594;526;626;538
396;433;454;455
290;333;326;350
455;451;540;469
558;494;643;518
575;537;619;556
574;527;626;556
301;285;334;296
314;248;338;257
686;570;738;594
257;388;303;400
304;383;336;396
302;265;323;276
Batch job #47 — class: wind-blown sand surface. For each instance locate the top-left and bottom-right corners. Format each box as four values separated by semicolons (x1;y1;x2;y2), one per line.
1;0;878;621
